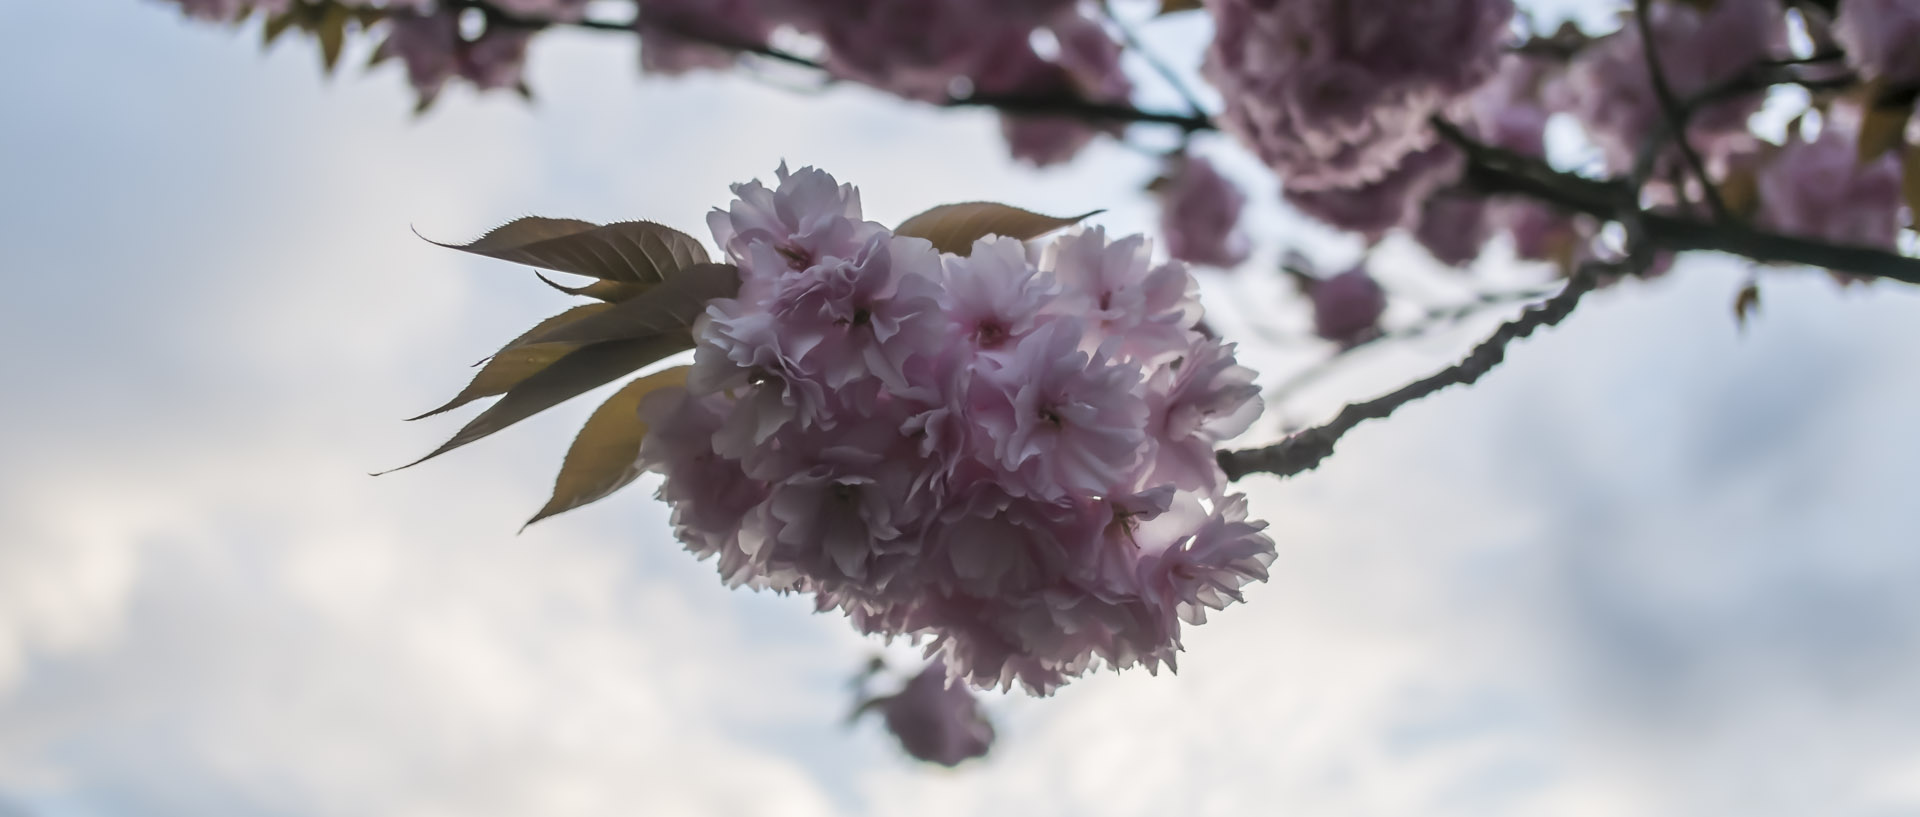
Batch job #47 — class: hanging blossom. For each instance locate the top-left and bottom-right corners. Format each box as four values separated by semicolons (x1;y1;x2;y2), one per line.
1158;154;1252;268
1550;0;1786;174
1756;114;1906;250
856;660;995;766
1311;265;1388;347
1201;0;1515;192
376;8;536;105
637;166;1274;693
1832;0;1920;85
634;0;783;75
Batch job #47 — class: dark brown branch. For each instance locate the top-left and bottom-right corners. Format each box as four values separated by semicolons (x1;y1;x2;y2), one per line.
1431;119;1920;286
1218;270;1601;482
947;94;1213;131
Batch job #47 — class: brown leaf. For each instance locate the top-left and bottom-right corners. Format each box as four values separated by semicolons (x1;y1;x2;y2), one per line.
523;366;692;529
534;272;649;303
1717;163;1762;220
429;218;710;283
895;202;1100;255
1857;78;1915;162
380;334;694;475
407;304;614;421
515;263;741;348
316;3;349;74
261;9;299;47
1733;282;1762;330
1904;145;1920;227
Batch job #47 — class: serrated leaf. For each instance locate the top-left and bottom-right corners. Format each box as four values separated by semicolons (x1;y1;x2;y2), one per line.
1734;282;1761;330
1904;145;1920;225
534;272;648;303
407;304;614;421
316;3;349;74
430;218;711;283
1857;78;1915;162
524;366;692;529
895;202;1100;255
380;334;693;474
516;263;741;348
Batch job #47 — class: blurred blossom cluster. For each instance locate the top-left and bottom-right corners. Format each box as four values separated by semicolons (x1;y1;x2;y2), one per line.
855;659;995;767
1201;0;1515;192
1157;154;1251;268
1549;0;1784;173
1757;115;1906;250
636;0;1134;166
164;0;1132;164
158;0;1920;283
635;166;1274;693
1832;0;1920;84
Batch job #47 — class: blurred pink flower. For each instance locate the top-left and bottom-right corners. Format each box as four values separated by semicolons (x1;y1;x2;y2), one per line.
1158;155;1251;268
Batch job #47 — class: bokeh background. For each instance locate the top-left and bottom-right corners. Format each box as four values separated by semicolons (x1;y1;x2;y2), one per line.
5;2;1920;815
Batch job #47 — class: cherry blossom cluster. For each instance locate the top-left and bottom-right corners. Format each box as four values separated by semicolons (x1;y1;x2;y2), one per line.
1201;0;1516;193
1832;0;1920;85
856;659;995;767
1550;0;1784;174
636;0;1130;166
635;166;1276;693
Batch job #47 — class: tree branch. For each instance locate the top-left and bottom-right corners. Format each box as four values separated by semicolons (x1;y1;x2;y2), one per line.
1432;118;1920;286
1218;268;1602;482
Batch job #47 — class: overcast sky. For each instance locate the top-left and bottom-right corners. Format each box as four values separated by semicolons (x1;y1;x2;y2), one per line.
3;2;1920;817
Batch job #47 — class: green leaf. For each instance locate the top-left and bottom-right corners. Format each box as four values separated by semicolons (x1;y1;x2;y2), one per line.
523;365;692;529
380;334;694;475
514;263;741;348
895;202;1100;255
428;218;711;283
1157;0;1203;12
407;304;614;421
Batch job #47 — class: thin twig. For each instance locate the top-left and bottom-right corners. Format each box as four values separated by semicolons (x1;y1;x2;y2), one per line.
1218;269;1602;481
1101;1;1211;121
1631;0;1730;219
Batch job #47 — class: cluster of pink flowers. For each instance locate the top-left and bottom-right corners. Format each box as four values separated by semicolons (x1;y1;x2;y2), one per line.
158;0;584;104
1832;0;1920;85
1551;0;1785;173
636;166;1275;693
1757;115;1906;250
634;0;1130;166
1201;0;1515;192
1158;154;1252;268
857;659;995;766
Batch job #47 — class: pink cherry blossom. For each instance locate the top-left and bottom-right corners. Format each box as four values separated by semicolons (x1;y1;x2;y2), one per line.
1757;117;1905;249
1158;155;1252;269
1550;0;1785;173
641;166;1274;693
1202;0;1515;191
1312;266;1388;347
862;660;995;767
1833;0;1920;85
